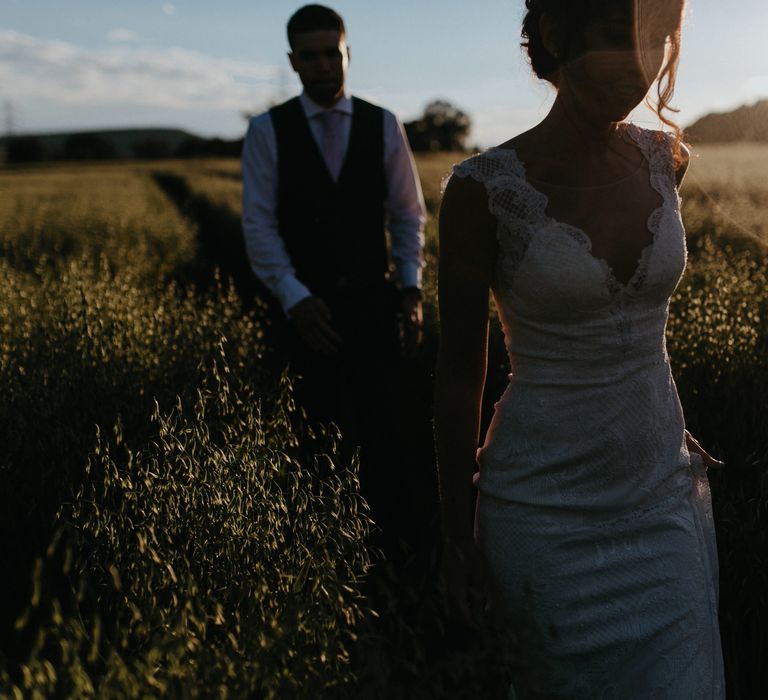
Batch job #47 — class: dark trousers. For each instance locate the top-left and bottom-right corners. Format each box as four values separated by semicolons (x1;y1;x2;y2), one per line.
274;281;438;572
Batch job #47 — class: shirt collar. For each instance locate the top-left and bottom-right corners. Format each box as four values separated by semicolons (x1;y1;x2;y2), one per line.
300;91;353;119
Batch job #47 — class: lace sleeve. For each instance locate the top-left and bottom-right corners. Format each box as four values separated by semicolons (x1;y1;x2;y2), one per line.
444;150;539;284
628;127;680;206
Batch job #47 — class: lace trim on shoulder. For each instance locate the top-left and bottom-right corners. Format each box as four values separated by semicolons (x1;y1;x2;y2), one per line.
447;149;554;225
443;149;521;198
625;125;678;206
450;149;524;183
446;150;545;283
621;125;679;294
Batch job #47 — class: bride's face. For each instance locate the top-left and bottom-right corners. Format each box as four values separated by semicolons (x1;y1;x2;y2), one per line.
558;5;671;123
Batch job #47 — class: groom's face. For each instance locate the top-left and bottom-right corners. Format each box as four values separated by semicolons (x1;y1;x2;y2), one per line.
289;30;349;107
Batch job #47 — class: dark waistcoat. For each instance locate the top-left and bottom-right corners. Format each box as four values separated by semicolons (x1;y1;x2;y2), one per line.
270;96;389;300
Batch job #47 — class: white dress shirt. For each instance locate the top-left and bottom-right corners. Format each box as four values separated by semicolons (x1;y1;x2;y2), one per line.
241;92;426;315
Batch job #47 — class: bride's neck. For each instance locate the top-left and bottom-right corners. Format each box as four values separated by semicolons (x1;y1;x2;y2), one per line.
539;96;623;157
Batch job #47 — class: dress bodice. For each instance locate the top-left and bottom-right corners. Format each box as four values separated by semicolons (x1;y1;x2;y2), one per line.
452;125;686;375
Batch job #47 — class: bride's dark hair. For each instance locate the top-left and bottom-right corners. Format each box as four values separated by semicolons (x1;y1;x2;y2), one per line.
521;0;687;165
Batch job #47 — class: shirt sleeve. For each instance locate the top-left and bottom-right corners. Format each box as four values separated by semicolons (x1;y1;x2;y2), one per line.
241;113;312;315
383;110;426;290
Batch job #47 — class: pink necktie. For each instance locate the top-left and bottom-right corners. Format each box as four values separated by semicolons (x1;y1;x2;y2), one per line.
319;109;344;181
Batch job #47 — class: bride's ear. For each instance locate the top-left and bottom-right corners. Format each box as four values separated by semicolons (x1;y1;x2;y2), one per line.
539;14;562;61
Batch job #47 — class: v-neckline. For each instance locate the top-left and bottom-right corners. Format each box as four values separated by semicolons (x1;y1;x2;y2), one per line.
490;124;668;295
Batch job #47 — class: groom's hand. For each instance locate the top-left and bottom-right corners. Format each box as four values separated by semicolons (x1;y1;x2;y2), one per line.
289;297;342;356
401;287;424;358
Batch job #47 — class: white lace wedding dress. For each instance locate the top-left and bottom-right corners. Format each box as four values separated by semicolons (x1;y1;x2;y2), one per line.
451;125;725;699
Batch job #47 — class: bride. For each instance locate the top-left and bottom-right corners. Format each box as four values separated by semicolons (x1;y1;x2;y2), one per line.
434;0;725;696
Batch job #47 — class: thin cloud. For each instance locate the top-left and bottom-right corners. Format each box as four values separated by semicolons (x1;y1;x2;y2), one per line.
0;29;281;111
162;3;176;16
107;29;139;43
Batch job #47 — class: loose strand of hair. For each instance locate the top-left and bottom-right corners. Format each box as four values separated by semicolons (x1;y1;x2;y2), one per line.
651;30;686;169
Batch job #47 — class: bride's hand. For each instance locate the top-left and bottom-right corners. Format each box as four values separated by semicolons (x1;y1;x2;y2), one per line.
440;537;495;627
685;429;725;469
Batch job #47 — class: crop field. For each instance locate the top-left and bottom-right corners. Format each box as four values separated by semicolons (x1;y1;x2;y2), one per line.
0;145;766;698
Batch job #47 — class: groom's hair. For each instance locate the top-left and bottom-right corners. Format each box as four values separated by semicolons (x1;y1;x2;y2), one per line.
287;5;346;49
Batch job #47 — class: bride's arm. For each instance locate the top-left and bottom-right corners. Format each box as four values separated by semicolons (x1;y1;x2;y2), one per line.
434;173;498;615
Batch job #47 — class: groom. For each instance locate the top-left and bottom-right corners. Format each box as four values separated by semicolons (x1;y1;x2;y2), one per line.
241;4;428;561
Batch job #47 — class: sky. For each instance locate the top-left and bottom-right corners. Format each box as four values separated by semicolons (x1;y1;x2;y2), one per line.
2;1;768;147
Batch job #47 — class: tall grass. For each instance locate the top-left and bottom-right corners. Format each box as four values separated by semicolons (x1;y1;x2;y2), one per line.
0;149;766;698
3;349;371;699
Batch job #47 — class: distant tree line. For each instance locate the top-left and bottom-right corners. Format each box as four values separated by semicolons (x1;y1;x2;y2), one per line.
3;133;245;164
3;100;472;164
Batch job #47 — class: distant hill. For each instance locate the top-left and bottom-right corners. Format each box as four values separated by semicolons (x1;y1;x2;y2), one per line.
0;127;244;163
685;100;768;143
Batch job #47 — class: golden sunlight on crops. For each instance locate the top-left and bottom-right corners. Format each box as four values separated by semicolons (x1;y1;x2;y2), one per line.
0;147;766;697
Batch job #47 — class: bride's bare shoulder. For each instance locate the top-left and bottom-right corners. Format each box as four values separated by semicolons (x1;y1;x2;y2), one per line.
495;127;540;159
